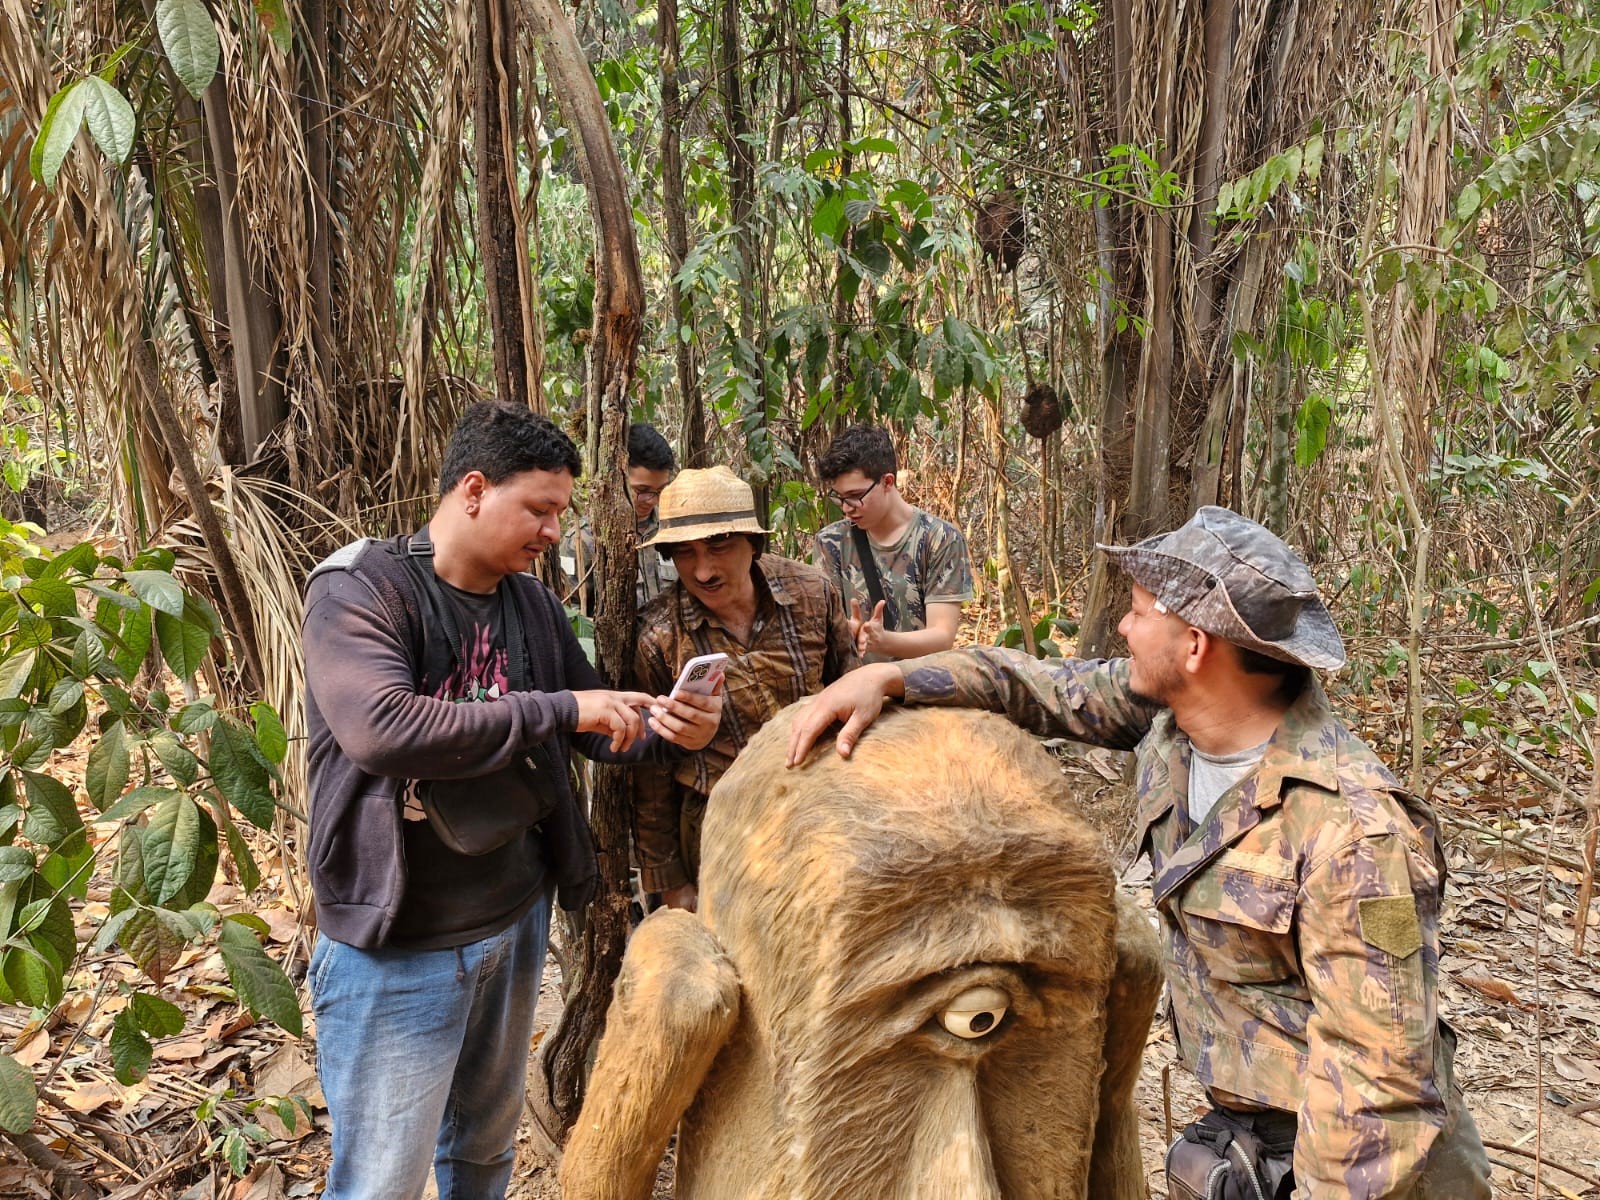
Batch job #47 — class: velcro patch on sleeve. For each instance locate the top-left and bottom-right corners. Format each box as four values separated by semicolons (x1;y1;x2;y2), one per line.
1358;895;1422;959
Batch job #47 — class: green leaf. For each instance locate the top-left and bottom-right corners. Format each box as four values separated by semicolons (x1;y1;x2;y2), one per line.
155;610;212;680
110;1009;152;1084
0;846;34;885
155;0;220;98
1455;181;1482;220
47;679;84;715
21;772;84;851
218;920;303;1036
39;829;93;900
174;701;217;734
87;721;131;811
91;906;139;953
209;720;277;830
119;908;191;984
3;947;61;1008
131;991;184;1037
79;77;135;165
1373;250;1402;294
252;0;292;51
249;703;287;764
1294;395;1333;468
811;191;845;241
98;785;181;823
149;730;200;786
221;808;260;892
142;794;201;905
124;569;184;617
29;81;87;191
113;608;153;681
0;1053;38;1133
0;649;37;700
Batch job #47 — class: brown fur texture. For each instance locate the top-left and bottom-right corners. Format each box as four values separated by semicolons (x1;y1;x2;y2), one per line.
563;705;1161;1199
1021;381;1067;439
976;190;1026;272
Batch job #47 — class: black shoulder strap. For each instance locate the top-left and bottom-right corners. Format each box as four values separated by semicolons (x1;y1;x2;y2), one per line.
849;524;894;631
399;528;531;693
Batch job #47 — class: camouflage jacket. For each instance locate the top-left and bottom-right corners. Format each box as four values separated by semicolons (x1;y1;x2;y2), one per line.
900;648;1450;1200
812;509;973;661
630;555;858;890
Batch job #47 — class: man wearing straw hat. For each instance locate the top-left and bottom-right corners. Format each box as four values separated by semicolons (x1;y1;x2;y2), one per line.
631;465;858;911
785;506;1491;1200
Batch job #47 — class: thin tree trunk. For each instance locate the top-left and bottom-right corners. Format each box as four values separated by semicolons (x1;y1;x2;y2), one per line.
476;0;540;412
519;0;644;1141
200;75;286;459
658;0;705;465
302;0;336;402
1262;350;1294;532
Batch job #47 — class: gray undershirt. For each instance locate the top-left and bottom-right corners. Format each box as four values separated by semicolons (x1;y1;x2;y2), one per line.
1187;739;1271;825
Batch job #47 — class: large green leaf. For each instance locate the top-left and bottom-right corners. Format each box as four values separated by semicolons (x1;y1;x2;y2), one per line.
218;920;302;1036
119;908;191;984
0;1053;38;1133
155;610;212;680
155;0;220;98
20;771;83;851
249;703;288;764
109;1009;152;1084
142;794;201;905
209;720;276;830
252;0;292;52
2;947;61;1008
216;802;260;892
0;649;37;700
130;991;183;1037
29;81;87;190
98;785;180;824
149;730;200;786
86;720;130;811
0;847;34;886
78;77;135;166
39;829;93;900
123;569;184;617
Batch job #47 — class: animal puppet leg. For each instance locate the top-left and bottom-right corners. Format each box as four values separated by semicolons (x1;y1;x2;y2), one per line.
560;908;741;1200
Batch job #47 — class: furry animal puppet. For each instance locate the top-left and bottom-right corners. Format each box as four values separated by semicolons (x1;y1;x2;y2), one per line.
561;704;1161;1200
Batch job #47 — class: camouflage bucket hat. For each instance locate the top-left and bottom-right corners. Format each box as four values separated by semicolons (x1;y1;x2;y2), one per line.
1097;506;1346;670
640;466;769;547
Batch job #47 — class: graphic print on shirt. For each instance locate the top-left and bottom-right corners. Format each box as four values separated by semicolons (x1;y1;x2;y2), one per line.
434;622;509;703
405;611;510;821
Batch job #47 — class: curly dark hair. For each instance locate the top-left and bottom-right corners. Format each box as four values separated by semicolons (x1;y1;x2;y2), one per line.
817;423;896;483
627;422;676;472
439;401;583;494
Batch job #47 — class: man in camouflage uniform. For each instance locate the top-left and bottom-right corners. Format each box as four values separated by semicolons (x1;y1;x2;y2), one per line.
786;507;1491;1200
813;424;973;662
631;466;858;912
561;422;678;611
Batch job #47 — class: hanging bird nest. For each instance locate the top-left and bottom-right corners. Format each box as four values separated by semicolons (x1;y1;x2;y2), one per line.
1020;382;1066;439
976;191;1025;272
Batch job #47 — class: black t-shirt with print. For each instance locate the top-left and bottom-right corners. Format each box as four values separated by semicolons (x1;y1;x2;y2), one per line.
388;581;549;949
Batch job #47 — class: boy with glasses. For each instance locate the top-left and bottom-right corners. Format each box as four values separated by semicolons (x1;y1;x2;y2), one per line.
561;422;678;611
813;424;974;662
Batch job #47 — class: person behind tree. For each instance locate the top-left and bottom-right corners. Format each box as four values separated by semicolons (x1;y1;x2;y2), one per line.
630;466;858;912
812;423;973;662
786;507;1492;1200
561;420;679;610
301;401;722;1200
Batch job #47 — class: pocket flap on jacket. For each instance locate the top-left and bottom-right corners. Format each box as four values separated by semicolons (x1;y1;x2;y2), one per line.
1181;866;1297;935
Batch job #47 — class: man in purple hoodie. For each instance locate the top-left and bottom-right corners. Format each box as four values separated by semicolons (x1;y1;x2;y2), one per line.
302;401;721;1200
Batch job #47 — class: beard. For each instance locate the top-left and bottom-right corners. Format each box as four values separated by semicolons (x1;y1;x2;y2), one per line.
1128;648;1185;707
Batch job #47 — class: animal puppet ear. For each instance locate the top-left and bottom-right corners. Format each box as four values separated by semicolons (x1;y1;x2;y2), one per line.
561;908;741;1200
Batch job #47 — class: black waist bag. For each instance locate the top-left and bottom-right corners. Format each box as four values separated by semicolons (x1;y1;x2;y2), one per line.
417;745;560;856
1166;1107;1296;1200
401;533;562;857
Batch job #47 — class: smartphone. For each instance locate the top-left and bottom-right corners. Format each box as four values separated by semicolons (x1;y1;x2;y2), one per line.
669;652;729;699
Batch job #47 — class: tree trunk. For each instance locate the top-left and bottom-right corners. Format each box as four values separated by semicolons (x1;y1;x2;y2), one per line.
519;0;644;1142
476;0;541;412
200;74;287;460
658;0;705;466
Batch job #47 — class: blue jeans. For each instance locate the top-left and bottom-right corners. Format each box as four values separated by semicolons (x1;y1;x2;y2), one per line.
309;894;551;1200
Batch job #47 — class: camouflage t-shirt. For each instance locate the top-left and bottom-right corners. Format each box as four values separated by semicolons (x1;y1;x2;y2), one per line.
812;509;973;658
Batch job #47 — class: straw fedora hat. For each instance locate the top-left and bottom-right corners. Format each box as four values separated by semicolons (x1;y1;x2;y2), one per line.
640;466;770;547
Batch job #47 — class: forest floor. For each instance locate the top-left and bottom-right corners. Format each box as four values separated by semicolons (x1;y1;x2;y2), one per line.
0;674;1596;1198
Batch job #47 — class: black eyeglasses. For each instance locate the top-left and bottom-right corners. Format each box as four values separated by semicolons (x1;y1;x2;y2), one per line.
828;479;881;510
